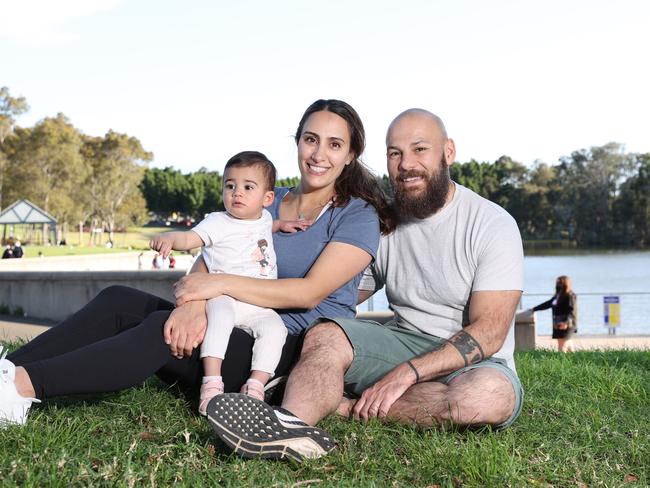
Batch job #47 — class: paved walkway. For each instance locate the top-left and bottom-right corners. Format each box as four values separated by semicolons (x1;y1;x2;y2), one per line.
2;317;649;351
0;318;52;342
536;334;650;351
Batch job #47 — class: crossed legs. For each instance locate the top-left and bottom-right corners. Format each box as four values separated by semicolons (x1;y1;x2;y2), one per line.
282;321;517;428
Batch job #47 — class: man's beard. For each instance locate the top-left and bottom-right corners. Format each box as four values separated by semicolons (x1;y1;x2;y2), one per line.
393;162;451;221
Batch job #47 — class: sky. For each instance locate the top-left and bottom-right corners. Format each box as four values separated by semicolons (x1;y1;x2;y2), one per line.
2;0;649;179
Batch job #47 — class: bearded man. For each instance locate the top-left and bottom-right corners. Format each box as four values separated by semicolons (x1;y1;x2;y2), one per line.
207;109;525;462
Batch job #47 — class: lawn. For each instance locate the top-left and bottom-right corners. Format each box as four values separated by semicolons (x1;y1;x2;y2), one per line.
13;227;169;258
1;349;648;487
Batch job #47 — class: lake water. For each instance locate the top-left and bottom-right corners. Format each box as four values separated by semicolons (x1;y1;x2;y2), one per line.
358;251;650;336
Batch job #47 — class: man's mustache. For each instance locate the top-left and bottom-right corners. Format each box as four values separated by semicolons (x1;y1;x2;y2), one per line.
395;170;428;183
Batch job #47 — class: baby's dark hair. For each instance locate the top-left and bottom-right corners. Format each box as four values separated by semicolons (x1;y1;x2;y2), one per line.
224;151;276;191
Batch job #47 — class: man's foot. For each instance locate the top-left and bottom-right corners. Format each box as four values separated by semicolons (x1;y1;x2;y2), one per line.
240;379;265;401
336;396;357;418
198;378;224;416
263;375;286;404
0;346;40;428
206;393;336;462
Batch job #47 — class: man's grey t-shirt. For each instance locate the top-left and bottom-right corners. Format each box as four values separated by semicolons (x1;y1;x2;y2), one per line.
360;183;524;371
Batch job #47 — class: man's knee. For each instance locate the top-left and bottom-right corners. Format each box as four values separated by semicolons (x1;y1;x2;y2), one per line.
445;367;517;426
302;321;353;365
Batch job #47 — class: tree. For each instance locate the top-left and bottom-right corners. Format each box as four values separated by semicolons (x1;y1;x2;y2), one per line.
83;130;152;242
615;153;650;246
140;166;190;216
3;114;87;243
555;143;634;246
0;87;29;210
189;168;223;218
516;161;562;239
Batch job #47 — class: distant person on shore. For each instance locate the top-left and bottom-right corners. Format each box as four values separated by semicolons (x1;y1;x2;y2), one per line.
12;241;23;258
532;276;577;352
151;253;168;269
2;245;12;259
149;151;309;413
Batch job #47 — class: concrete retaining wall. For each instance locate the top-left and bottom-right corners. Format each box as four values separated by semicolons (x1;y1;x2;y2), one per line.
0;271;538;350
0;271;185;322
357;309;537;351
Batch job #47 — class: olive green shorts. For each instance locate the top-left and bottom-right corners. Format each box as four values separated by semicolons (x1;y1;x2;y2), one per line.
313;317;524;428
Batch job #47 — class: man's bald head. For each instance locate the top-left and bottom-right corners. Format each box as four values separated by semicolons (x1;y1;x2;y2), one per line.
386;108;448;145
385;108;456;221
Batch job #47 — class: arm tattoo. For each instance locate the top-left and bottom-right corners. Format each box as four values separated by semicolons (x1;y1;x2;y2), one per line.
448;330;485;367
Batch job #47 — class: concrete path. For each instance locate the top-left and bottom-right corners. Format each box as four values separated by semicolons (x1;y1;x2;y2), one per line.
2;316;649;351
535;334;650;351
0;319;51;342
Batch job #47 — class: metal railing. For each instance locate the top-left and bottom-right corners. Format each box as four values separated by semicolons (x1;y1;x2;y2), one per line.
364;292;650;335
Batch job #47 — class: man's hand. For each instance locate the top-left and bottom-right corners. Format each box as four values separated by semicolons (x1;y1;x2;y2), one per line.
150;234;174;258
353;362;417;422
274;219;313;233
173;273;226;307
163;300;208;358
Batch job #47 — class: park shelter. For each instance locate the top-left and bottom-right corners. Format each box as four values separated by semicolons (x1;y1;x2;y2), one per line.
0;199;57;245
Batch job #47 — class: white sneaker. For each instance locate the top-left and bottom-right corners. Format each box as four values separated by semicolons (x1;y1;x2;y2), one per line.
0;346;40;428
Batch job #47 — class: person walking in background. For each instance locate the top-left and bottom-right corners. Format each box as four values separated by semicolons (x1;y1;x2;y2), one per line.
533;275;578;352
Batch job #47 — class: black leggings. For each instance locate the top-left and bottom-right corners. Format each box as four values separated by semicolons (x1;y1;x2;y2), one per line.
7;286;300;400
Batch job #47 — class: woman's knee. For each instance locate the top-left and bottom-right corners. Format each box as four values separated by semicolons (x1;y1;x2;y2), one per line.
140;310;174;342
95;285;137;303
92;286;172;317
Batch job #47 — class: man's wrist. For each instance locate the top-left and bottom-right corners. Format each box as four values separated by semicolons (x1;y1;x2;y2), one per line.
405;360;420;384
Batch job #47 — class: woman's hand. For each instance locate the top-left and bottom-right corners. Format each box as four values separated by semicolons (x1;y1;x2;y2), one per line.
163;300;208;358
556;322;569;330
173;272;228;306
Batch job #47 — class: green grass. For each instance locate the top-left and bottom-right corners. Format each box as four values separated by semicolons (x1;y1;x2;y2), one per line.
1;349;649;487
13;227;169;258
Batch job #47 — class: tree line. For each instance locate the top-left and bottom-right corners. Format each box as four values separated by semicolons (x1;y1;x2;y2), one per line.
1;88;150;243
2;86;649;248
139;167;299;219
449;147;650;247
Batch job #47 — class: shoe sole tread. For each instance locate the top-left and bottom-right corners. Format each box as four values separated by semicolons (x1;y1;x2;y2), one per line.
206;393;336;462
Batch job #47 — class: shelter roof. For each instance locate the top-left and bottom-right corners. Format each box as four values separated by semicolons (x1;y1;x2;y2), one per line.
0;199;57;224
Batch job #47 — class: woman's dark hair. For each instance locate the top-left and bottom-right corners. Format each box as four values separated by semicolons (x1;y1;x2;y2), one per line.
224;150;276;191
556;275;572;295
295;99;395;234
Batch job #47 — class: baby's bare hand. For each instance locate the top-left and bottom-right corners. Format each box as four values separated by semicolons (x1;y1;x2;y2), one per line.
278;219;313;233
150;236;173;258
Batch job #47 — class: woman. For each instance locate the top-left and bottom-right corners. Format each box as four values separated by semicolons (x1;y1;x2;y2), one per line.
532;275;578;352
0;99;393;426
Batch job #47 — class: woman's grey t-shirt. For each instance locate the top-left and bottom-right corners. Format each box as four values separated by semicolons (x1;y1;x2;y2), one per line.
269;187;380;335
